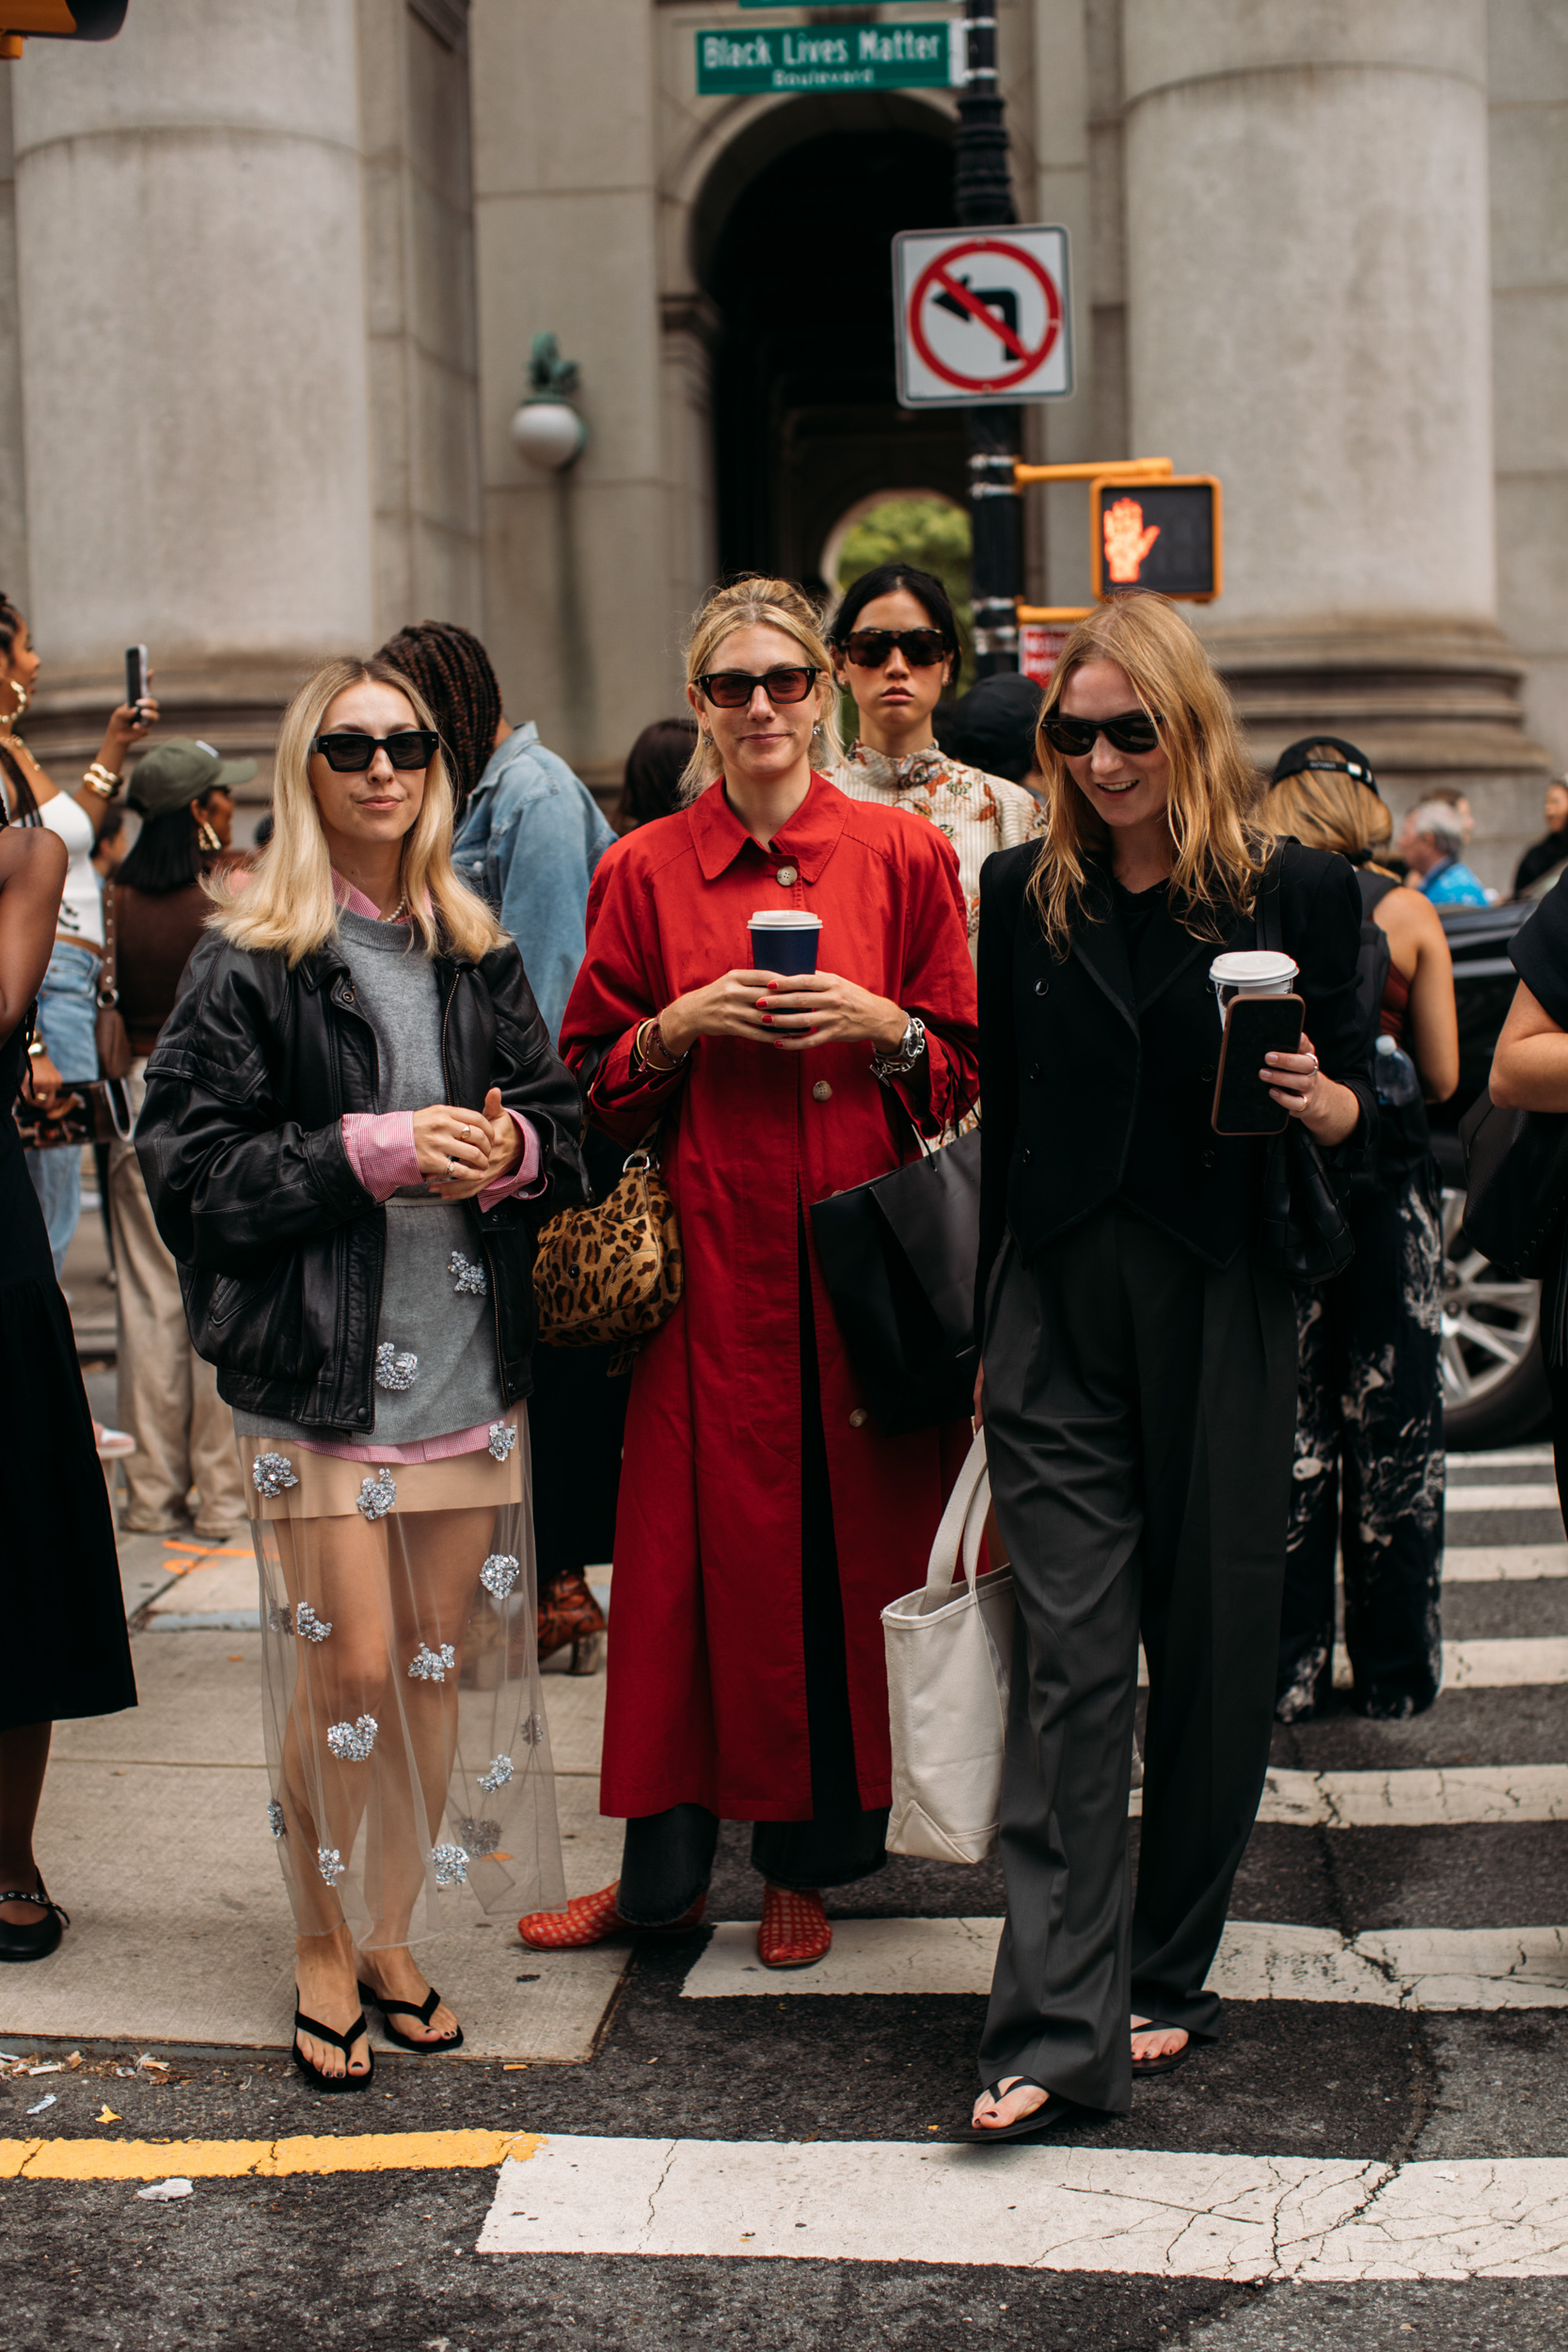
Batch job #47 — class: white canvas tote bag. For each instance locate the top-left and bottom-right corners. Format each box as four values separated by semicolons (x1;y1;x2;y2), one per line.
882;1427;1014;1864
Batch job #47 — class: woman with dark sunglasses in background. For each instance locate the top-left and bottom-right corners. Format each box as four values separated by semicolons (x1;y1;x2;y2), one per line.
831;564;1041;955
967;594;1374;2142
135;657;585;2088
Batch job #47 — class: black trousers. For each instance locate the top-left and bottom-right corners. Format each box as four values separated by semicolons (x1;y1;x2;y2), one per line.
1276;1163;1445;1721
978;1206;1296;2114
614;1220;888;1926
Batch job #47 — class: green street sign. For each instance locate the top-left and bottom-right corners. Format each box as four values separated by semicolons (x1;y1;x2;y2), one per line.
695;22;958;95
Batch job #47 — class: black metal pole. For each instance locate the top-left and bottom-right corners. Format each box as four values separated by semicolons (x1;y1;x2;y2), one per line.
955;7;1020;676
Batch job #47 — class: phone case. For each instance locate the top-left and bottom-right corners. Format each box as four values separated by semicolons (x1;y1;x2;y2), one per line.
1211;993;1306;1137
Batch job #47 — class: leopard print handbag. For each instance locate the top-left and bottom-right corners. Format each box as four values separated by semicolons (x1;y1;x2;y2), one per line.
531;1140;683;1355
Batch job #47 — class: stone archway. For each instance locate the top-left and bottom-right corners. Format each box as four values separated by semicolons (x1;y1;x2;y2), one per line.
695;104;964;588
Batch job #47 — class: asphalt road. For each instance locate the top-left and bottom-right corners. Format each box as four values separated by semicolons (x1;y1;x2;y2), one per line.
4;1445;1565;2349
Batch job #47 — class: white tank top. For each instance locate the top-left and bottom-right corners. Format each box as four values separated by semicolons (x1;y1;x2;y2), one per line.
40;790;104;949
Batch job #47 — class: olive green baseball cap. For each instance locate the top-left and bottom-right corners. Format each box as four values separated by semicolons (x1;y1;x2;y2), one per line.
127;736;257;820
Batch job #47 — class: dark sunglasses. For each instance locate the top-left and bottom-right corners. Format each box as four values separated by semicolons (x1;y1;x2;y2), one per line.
840;628;949;671
694;666;821;709
310;728;439;773
1040;709;1163;758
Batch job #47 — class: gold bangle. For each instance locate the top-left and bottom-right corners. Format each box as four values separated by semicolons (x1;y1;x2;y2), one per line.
83;761;122;799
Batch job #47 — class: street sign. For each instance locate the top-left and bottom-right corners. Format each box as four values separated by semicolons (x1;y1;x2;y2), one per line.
1020;622;1074;690
695;22;958;96
1089;475;1222;601
893;227;1072;408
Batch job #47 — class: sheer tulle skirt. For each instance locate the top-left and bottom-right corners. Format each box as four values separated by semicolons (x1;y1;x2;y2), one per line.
240;1408;565;1947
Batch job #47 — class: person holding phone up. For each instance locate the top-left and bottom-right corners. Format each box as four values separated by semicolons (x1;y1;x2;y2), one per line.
967;594;1373;2142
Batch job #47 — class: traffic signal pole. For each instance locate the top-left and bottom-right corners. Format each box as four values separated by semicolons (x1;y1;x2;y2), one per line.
954;7;1022;678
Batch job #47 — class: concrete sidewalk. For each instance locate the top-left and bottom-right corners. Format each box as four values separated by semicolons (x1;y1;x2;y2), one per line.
7;1542;626;2065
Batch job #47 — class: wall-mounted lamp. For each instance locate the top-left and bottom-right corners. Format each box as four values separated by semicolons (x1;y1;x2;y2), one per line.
510;333;587;471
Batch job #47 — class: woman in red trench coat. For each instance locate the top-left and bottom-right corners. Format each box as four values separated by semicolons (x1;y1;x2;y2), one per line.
520;577;979;1968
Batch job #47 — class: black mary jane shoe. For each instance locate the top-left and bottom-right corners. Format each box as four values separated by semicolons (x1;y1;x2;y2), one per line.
1132;2023;1194;2079
964;2076;1074;2145
292;1996;374;2094
357;1978;464;2055
0;1879;69;1964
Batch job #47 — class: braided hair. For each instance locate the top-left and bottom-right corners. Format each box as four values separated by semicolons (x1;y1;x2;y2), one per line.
0;591;38;822
375;619;503;817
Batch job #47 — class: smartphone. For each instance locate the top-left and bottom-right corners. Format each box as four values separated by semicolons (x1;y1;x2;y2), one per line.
1212;993;1305;1137
124;644;150;713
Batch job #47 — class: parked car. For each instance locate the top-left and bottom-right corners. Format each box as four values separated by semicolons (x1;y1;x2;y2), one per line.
1431;897;1550;1449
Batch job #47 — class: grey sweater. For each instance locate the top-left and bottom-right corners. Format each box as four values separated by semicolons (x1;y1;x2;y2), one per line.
236;909;505;1448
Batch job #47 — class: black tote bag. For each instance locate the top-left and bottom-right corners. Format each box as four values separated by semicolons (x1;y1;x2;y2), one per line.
810;1123;981;1438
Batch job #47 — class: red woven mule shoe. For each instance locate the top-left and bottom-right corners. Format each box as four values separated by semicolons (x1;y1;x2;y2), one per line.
517;1882;706;1951
757;1884;832;1969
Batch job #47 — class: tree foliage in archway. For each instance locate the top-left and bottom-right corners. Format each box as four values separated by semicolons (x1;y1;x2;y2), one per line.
836;497;974;691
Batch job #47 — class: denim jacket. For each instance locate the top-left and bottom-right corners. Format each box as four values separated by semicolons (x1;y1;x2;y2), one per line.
451;722;616;1041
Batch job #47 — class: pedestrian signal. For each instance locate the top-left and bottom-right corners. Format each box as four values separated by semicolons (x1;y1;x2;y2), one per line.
1090;476;1221;603
0;2;126;45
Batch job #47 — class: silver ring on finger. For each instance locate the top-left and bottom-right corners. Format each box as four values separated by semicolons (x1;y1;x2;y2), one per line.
447;1157;456;1177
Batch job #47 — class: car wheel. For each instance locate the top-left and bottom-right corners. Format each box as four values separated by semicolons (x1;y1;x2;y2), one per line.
1438;1179;1549;1450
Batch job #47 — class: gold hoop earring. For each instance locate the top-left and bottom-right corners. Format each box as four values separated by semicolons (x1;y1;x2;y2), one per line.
6;677;25;722
196;816;222;854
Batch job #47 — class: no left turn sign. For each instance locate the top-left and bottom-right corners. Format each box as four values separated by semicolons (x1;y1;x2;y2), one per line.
893;225;1073;407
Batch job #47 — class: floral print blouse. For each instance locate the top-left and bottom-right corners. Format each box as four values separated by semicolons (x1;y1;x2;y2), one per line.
832;742;1045;955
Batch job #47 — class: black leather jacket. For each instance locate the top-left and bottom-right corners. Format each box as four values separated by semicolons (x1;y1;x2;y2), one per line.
136;925;587;1434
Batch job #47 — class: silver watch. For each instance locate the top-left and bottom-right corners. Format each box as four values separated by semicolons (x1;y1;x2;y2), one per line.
871;1014;927;1079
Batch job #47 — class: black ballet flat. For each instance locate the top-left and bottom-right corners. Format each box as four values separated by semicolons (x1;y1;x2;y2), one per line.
964;2076;1073;2144
292;1995;374;2093
357;1978;464;2055
0;1880;69;1964
1132;2023;1194;2078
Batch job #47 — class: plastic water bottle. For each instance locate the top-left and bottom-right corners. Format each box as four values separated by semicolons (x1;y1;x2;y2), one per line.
1374;1033;1422;1105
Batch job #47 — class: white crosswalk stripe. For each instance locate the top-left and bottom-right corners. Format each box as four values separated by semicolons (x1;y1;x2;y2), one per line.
1444;1544;1566;1581
478;2137;1568;2277
1142;1635;1568;1689
679;1918;1568;2010
1445;1486;1561;1514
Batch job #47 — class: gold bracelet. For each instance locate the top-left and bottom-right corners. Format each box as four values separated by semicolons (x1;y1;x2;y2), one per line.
83;761;122;799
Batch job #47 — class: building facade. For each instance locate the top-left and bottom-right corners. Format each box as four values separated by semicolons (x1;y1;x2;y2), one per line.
0;0;1562;884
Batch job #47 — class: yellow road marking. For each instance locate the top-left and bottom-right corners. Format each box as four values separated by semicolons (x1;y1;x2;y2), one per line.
0;2128;544;2181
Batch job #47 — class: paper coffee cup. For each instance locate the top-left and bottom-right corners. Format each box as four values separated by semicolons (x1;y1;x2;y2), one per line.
749;910;821;976
1209;949;1299;1025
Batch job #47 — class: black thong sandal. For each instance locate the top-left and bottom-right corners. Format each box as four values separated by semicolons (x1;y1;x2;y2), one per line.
1132;2022;1193;2078
357;1978;465;2055
964;2076;1073;2144
292;1997;374;2094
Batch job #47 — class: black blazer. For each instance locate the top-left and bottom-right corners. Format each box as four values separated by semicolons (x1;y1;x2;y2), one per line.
975;838;1374;1324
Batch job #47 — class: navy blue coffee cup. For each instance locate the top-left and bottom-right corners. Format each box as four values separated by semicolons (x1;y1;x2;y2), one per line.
748;914;822;975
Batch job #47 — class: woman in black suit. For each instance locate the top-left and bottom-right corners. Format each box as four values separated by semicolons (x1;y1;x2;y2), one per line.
969;594;1373;2139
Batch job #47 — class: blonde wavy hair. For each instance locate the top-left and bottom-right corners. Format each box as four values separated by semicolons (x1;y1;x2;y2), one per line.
1259;742;1394;872
209;658;504;967
680;575;841;801
1026;594;1267;949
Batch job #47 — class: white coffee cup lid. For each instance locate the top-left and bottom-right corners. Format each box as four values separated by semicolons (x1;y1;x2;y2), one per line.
749;910;821;928
1209;950;1298;986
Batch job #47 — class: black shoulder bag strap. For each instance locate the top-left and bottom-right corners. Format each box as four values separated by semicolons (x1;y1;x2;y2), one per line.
1255;852;1355;1283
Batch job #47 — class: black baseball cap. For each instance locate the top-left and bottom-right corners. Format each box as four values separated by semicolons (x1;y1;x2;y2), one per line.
941;674;1046;785
1270;736;1380;800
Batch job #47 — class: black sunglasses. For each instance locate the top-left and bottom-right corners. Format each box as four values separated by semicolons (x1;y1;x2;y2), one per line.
840;628;949;671
1040;709;1163;757
694;666;821;709
310;728;439;773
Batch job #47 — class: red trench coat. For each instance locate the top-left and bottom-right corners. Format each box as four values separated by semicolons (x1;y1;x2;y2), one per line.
559;775;980;1821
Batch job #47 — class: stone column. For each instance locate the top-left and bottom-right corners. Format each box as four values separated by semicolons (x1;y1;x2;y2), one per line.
470;0;672;796
1122;0;1548;888
1490;0;1568;779
9;2;375;786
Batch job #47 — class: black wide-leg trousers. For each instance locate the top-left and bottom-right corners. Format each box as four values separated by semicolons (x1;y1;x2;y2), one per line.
978;1205;1296;2114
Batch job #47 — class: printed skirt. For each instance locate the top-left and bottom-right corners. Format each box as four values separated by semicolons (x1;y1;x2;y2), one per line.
240;1407;565;1947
